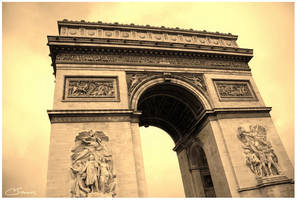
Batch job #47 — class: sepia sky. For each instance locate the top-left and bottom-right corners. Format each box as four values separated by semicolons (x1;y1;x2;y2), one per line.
2;2;294;197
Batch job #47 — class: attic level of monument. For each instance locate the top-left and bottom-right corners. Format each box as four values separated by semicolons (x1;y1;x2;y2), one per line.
58;19;238;39
48;20;253;75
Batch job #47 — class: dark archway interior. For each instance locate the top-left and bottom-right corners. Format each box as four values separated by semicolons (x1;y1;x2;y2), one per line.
137;83;204;143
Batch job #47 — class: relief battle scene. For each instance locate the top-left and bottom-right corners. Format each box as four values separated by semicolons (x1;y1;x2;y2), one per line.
67;80;115;98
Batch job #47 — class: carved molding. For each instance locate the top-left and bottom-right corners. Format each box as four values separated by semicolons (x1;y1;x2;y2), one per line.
47;109;139;123
70;130;116;197
49;116;132;123
238;175;292;192
58;20;239;48
56;53;249;70
237;124;281;178
213;79;257;101
63;76;120;102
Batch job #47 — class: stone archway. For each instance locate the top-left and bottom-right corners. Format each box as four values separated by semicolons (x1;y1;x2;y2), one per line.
46;20;294;197
134;79;212;196
187;142;216;197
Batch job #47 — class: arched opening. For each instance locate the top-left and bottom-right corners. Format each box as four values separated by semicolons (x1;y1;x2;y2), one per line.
139;126;185;197
188;143;216;197
136;81;215;197
137;82;204;142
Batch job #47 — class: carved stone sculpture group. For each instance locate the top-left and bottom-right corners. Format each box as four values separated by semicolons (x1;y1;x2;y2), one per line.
237;125;280;177
70;130;116;197
68;80;115;98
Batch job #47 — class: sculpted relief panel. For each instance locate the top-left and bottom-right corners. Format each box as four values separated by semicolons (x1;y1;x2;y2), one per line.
64;77;119;101
126;72;158;96
177;73;207;91
70;130;117;197
213;79;257;101
237;125;281;178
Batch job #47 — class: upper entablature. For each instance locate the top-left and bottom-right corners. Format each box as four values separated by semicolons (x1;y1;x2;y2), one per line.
57;19;239;48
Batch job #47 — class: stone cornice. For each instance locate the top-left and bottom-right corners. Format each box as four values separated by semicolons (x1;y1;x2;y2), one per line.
48;20;254;75
48;37;252;75
47;109;141;123
48;36;253;56
58;19;238;40
47;109;135;115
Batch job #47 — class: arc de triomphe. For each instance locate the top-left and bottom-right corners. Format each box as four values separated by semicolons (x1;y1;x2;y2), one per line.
46;20;294;197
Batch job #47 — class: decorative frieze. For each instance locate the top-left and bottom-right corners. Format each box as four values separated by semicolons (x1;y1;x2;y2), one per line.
70;130;116;197
56;53;249;70
213;79;257;101
237;125;281;177
58;24;238;48
63;76;119;102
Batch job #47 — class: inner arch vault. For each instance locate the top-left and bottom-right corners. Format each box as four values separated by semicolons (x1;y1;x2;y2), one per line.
137;82;205;143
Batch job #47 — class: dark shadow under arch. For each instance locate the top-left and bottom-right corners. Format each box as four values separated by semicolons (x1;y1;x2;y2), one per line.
137;82;205;143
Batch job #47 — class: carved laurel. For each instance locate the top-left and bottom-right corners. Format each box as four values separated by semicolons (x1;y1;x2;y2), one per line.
237;125;281;177
70;130;117;197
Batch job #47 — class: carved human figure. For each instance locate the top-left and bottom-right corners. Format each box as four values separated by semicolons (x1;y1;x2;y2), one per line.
257;151;270;177
265;149;280;176
72;131;101;163
244;149;260;176
237;125;281;178
129;74;141;91
71;161;90;197
99;157;111;193
191;76;204;89
71;130;117;197
109;174;117;197
70;81;88;96
85;154;100;193
74;172;90;197
77;81;88;95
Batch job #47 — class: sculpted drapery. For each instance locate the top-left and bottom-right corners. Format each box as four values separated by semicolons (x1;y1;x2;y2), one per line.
237;125;281;178
70;130;116;197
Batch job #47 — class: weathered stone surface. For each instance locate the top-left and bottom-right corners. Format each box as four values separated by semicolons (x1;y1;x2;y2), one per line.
46;20;294;198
